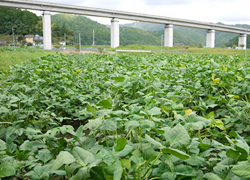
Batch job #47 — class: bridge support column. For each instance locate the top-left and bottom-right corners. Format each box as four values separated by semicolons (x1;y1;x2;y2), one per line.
206;29;215;48
42;11;52;50
164;24;173;47
238;34;247;49
111;18;119;48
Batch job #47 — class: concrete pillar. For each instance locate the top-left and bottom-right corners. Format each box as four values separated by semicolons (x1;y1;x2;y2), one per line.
238;34;247;49
206;29;215;48
111;18;119;48
42;11;52;50
164;24;173;47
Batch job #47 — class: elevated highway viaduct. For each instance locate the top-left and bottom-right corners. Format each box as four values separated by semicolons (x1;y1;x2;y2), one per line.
1;0;249;50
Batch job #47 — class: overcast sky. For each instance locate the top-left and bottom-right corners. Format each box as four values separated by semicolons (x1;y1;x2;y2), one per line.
34;0;250;25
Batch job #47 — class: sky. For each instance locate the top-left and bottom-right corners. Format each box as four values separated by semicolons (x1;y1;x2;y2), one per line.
32;0;250;25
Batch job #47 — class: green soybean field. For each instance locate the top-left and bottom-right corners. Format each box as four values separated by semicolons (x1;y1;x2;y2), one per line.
0;53;250;180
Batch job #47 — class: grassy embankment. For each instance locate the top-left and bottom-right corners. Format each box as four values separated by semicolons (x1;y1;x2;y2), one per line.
1;45;249;71
110;44;250;55
0;47;55;71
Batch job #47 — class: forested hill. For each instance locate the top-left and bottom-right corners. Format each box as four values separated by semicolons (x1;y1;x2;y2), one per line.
0;8;39;39
123;22;250;47
0;7;249;47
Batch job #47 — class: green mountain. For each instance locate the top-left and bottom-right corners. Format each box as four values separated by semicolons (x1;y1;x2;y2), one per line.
0;7;40;40
52;14;110;45
51;14;162;46
0;8;249;48
123;22;245;47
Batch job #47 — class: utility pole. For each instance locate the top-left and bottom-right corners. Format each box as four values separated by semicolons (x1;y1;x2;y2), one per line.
92;29;95;46
64;33;66;46
79;33;81;54
12;27;15;48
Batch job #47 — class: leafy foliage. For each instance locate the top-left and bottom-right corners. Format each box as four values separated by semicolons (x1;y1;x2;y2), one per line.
0;53;250;179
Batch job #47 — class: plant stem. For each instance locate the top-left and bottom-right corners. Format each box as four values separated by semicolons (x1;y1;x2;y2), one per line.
149;177;169;180
142;152;163;178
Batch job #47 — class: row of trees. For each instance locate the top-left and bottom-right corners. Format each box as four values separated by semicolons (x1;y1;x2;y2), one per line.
0;8;75;44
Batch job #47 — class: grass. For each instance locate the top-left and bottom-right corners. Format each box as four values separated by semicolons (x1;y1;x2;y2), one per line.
0;45;249;71
107;44;250;55
0;47;55;71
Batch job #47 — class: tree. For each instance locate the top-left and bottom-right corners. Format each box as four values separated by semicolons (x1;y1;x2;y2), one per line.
198;43;203;48
239;44;245;49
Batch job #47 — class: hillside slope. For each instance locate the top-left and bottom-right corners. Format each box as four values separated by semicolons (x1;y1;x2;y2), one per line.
123;22;245;47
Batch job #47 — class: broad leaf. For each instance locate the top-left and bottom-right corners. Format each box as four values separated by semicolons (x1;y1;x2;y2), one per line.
232;161;250;178
162;147;190;160
36;149;52;163
70;167;89;180
0;139;6;150
148;107;162;116
145;134;164;149
0;162;16;178
163;124;190;146
97;99;112;109
115;137;127;152
72;147;95;166
51;151;76;171
87;103;97;116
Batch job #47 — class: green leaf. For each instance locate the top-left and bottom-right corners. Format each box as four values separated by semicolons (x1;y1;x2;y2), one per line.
140;120;155;129
116;145;133;157
212;119;226;130
100;119;117;131
235;139;249;159
0;139;6;150
104;160;123;180
0;107;9;114
114;169;123;180
163;124;190;146
147;107;162;116
72;147;95;167
70;167;89;180
232;161;250;178
120;159;131;170
184;114;211;130
6;137;17;153
36;149;52;163
185;155;206;166
20;140;46;151
162;147;190;160
97;99;112;109
203;173;222;180
111;76;125;82
87;103;96;116
0;162;16;178
25;127;41;139
125;121;140;129
226;149;240;163
65;163;81;175
145;134;164;149
51;151;76;171
165;154;174;172
115;137;127;152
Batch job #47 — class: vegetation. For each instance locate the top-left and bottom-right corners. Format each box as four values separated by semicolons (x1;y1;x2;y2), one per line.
0;51;250;179
1;8;249;47
0;47;54;71
0;8;39;41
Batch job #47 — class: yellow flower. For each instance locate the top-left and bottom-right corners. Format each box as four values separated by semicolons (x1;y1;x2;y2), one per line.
184;109;192;115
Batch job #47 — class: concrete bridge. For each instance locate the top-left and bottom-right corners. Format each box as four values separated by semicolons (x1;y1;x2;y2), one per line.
1;0;249;50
